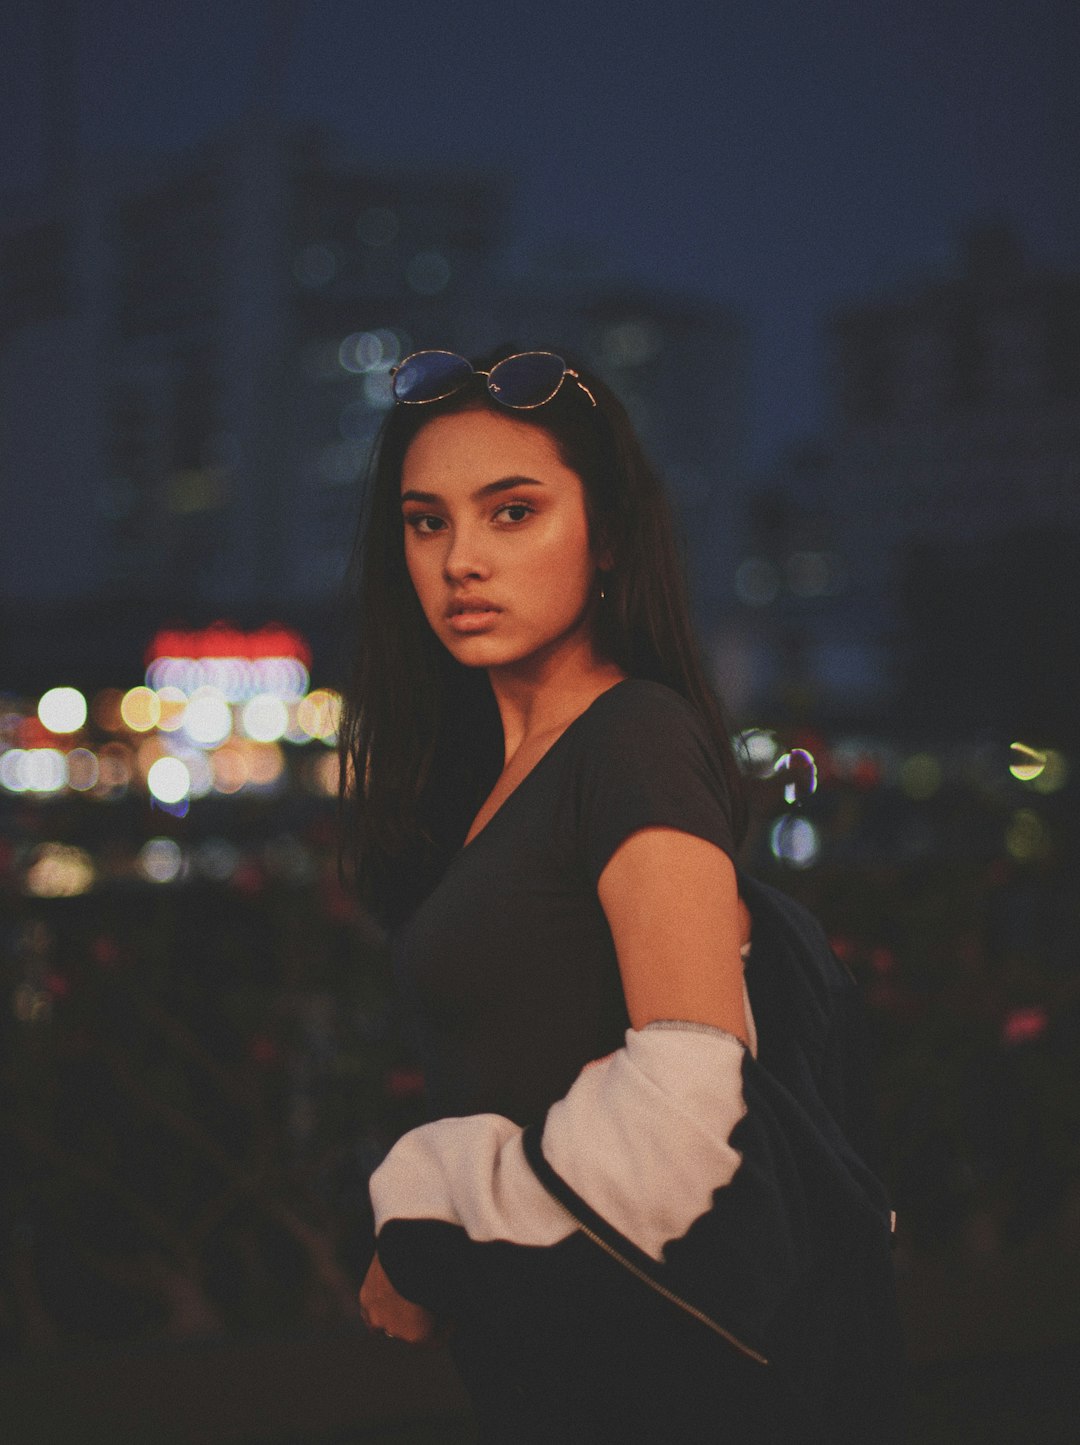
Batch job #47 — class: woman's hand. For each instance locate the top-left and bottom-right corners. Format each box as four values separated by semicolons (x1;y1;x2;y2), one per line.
359;1252;441;1345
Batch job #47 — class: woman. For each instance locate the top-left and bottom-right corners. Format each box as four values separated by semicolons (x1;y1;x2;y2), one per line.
340;349;902;1442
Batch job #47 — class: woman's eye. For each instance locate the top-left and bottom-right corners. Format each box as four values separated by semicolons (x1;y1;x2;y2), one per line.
404;514;445;535
494;503;533;524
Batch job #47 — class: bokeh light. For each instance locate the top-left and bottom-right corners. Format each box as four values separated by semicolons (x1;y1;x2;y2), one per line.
338;327;401;374
1029;750;1068;794
245;743;285;789
252;658;309;700
20;749;67;793
172;746;214;799
13;983;53;1025
362;371;393;409
25;842;95;897
736;727;779;777
120;686;161;732
1010;743;1068;795
138;837;185;884
769;815;821;869
135;735;166;781
1001;1005;1049;1047
0;749;28;793
773;748;818;805
156;687;188;732
242;694;289;743
283;703;310;745
182;688;232;748
147;756;191;805
1005;809;1050;862
297;689;341;741
211;744;249;794
65;748;100;791
1008;742;1047;782
146;658;200;693
38;687;87;734
197;657;252;701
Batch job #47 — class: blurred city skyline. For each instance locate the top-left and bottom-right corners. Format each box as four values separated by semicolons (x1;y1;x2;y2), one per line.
2;0;1077;742
1;0;1074;468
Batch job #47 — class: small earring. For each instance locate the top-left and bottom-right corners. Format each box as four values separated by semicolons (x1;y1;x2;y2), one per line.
599;582;606;602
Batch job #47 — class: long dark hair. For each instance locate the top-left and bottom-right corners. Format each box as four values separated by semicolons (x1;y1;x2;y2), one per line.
338;352;747;925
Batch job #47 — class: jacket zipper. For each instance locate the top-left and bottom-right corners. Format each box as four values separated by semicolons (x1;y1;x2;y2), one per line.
554;1201;769;1366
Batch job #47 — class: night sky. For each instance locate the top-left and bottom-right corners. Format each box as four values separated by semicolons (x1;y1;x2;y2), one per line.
2;0;1074;467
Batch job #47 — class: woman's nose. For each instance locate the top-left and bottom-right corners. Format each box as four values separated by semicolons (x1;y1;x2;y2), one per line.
443;526;489;581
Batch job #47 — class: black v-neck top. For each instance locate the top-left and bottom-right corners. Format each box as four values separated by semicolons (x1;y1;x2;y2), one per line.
391;678;737;1127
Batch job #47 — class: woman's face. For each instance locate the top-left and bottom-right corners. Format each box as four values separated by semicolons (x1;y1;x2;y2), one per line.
400;407;604;675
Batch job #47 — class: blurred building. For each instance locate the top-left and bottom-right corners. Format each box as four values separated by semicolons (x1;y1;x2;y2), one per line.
0;122;747;689
728;225;1080;729
0;121;510;616
826;223;1080;583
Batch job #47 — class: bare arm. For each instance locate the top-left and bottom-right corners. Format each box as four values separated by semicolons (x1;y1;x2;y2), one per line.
597;827;750;1046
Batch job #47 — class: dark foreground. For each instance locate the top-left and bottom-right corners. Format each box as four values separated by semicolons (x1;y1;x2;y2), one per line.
3;1326;1077;1445
4;745;1078;1442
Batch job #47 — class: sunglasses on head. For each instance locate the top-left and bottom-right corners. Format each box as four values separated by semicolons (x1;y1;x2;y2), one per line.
390;350;597;409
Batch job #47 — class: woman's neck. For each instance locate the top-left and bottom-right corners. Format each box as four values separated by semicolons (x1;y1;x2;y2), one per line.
487;640;627;766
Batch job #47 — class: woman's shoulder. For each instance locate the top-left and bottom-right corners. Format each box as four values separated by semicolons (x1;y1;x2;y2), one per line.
583;676;703;722
564;678;736;882
571;677;712;749
566;676;725;786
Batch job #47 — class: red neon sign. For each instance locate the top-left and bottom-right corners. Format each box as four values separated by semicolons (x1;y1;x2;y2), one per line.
145;621;312;667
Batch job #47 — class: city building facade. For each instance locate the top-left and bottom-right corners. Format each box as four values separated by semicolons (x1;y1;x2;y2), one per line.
729;225;1080;730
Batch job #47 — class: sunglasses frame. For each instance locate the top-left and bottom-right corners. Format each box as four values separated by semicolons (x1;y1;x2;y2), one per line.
390;349;597;409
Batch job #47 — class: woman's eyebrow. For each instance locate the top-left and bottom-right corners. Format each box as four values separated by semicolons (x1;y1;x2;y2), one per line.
400;476;547;506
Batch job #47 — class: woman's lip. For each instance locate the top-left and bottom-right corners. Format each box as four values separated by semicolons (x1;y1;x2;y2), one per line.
447;598;500;615
446;608;501;634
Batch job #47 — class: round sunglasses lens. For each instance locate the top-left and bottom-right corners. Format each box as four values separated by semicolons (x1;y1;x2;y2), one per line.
488;352;567;407
392;351;473;403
